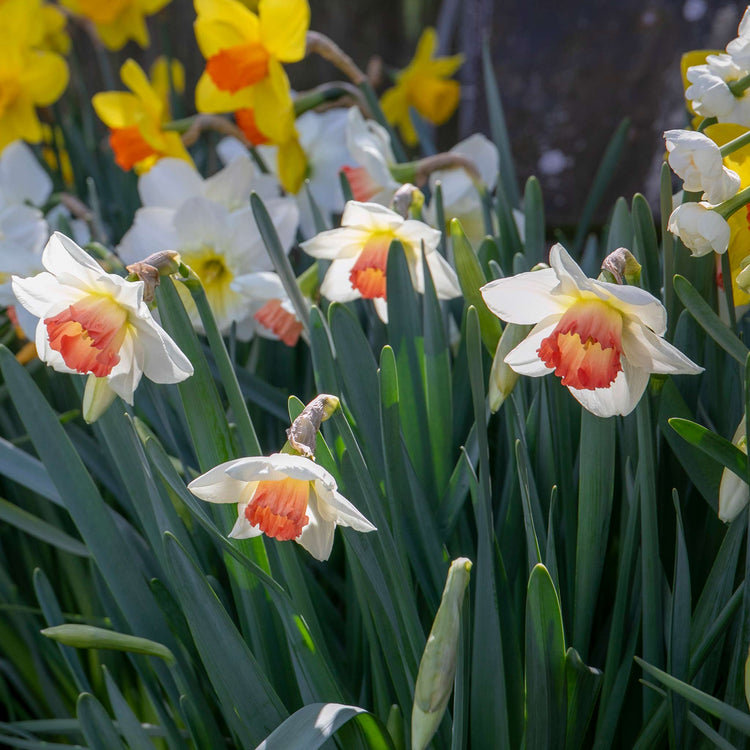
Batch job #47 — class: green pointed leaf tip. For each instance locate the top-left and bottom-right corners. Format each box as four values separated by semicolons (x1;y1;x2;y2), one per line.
412;558;473;750
668;418;748;480
41;625;175;665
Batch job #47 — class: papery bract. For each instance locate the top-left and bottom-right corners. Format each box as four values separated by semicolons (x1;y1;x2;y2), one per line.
480;244;702;418
188;452;376;561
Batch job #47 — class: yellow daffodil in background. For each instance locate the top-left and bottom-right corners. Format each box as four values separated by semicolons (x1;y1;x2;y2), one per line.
149;56;185;120
381;27;463;146
92;59;193;173
704;123;750;307
41;124;74;186
0;3;69;152
60;0;172;50
194;0;309;145
0;0;70;54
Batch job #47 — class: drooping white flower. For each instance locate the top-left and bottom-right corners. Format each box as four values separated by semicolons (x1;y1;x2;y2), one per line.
686;55;750;125
664;129;740;203
719;416;749;522
667;201;731;256
480;243;703;418
188;452;376;561
11;232;193;422
117;157;299;338
300;201;461;322
724;7;750;69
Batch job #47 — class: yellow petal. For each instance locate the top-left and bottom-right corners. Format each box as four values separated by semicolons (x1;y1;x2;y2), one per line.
2;96;43;145
421;53;464;79
194;70;255;113
19;50;69;106
411;27;438;68
194;0;260;57
121;59;163;119
141;0;173;12
409;76;460;125
277;135;307;194
380;85;417;145
92;91;143;129
259;0;309;62
252;59;295;142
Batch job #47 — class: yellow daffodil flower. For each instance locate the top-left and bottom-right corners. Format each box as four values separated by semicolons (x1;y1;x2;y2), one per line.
380;27;463;146
149;55;185;120
92;59;193;173
60;0;172;50
0;19;68;152
704;123;750;306
0;0;72;55
194;0;309;144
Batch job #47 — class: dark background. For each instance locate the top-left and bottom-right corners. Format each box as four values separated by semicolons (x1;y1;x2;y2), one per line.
74;0;748;225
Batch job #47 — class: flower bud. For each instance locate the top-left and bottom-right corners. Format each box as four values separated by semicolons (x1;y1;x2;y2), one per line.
489;323;530;412
82;375;118;424
601;247;642;285
411;557;472;750
286;394;341;458
719;416;749;522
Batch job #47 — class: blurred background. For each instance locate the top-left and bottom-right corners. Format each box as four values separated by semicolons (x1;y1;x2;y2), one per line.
73;0;749;226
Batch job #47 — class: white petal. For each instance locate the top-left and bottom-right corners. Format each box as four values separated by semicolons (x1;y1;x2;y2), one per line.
296;508;336;561
187;459;256;503
567;358;650;418
229;503;265;538
225;453;335;485
0;141;52;206
504;316;559;376
300;227;369;260
548;243;596;296
202;156;257;209
315;486;376;531
481;268;569;324
320;257;362;303
591;280;668;335
396;220;442;254
117;207;180;264
217;136;251;165
719;468;749;522
11;271;79;318
231;271;287;301
430;133;499;206
138;159;204;209
43;232;104;281
129;312;193;384
425;252;461;299
374;297;388;323
105;331;140;403
174;197;232;249
263;196;299;253
621;321;703;375
340;201;404;231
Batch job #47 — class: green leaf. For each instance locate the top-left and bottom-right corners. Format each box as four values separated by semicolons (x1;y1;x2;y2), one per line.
102;667;154;750
673;274;749;365
255;702;395;750
0;498;89;557
604;197;633;254
632;194;661;298
636;657;750;735
41;625;175;664
565;647;602;750
668;417;748;481
0;436;60;504
573;410;615;659
523;176;545;265
451;219;502;354
76;693;126;750
525;564;567;750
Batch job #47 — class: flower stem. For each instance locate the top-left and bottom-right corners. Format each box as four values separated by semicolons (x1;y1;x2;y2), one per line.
729;72;750;97
716;184;750;219
720;129;750;157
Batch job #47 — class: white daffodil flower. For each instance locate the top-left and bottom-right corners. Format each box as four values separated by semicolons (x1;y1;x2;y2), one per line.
188;452;376;561
664;129;741;203
719;416;749;523
343;106;401;205
231;271;305;346
11;232;193;422
300;201;461;322
480;244;703;418
118;158;299;338
667;201;731;256
724;7;750;69
686;55;750;125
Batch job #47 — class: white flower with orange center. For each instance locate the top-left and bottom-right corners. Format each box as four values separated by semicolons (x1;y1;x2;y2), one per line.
300;201;460;322
11;232;193;421
480;244;703;418
187;452;376;561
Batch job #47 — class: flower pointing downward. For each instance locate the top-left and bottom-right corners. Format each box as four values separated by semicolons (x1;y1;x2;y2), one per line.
480;244;703;417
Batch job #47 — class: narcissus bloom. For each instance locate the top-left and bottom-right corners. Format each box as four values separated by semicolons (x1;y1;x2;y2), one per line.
11;233;193;421
188;453;376;560
686;54;750;126
719;416;749;522
194;0;309;143
480;244;702;418
667;202;731;256
300;201;461;322
92;59;192;173
664;129;740;203
60;0;172;50
381;27;463;146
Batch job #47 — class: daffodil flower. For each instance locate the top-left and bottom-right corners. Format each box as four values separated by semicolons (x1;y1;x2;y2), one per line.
188;453;376;561
381;27;463;146
11;232;193;422
300;201;461;322
194;0;309;144
667;202;731;256
480;244;703;418
92;59;193;173
719;416;749;522
60;0;172;50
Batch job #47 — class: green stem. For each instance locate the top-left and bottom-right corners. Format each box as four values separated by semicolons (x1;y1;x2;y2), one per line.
721;251;738;332
716;184;750;219
720;129;750;157
729;72;750;97
697;116;718;132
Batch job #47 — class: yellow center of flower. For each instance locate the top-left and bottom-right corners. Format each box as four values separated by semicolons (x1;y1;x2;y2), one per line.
349;231;398;300
0;74;20;116
537;298;624;390
242;477;311;541
179;246;243;326
44;293;129;377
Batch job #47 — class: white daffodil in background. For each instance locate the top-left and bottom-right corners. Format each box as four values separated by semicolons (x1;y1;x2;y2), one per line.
480;243;703;418
187;453;376;561
11;232;193;422
664;129;740;203
667;201;731;256
719;416;749;522
727;7;750;68
423;133;498;245
300;200;461;322
685;55;750;125
117;157;298;337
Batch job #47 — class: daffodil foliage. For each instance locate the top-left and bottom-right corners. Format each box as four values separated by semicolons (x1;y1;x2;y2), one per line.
1;1;750;749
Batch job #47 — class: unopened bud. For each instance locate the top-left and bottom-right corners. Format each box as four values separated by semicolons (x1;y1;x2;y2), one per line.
719;415;749;522
286;394;340;458
127;251;181;303
601;247;641;285
412;557;472;750
489;323;531;412
391;183;425;219
82;375;117;424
